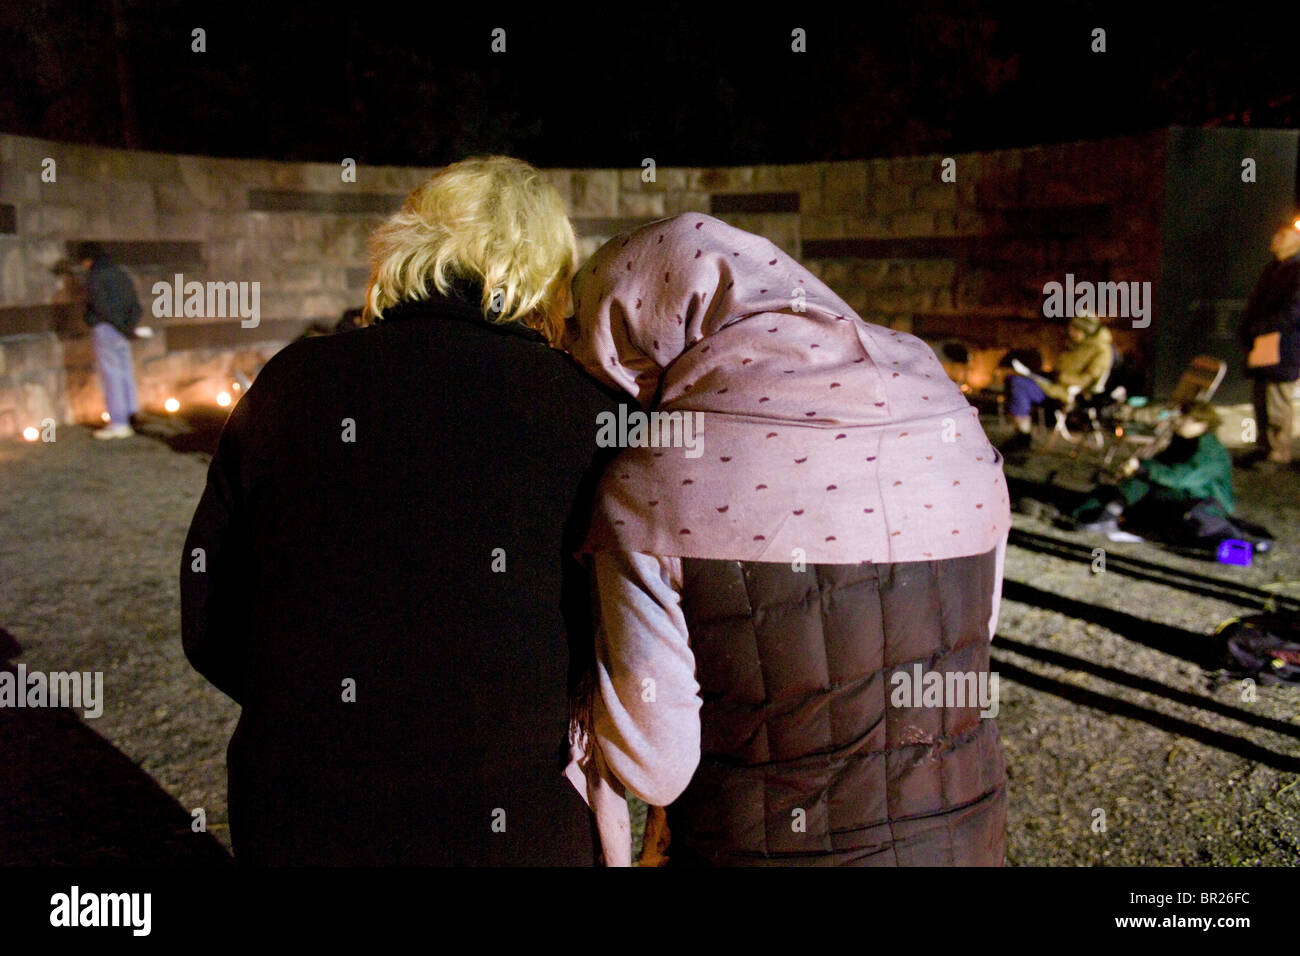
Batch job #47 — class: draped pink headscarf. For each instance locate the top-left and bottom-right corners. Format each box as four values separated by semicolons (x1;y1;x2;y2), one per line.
566;213;1010;564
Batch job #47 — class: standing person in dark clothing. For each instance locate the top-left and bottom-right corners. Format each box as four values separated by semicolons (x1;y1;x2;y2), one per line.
1239;215;1300;470
565;214;1011;866
180;156;622;865
77;242;141;439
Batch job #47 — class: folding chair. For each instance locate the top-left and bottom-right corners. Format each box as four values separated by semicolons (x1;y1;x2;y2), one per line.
1101;355;1227;465
1045;390;1118;455
1041;347;1123;457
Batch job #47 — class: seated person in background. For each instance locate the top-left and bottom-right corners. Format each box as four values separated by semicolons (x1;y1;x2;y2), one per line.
999;311;1114;453
1072;402;1238;545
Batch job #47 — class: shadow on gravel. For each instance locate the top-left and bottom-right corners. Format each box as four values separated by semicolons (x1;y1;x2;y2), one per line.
0;627;232;866
130;408;230;460
994;635;1300;741
990;652;1300;773
1002;580;1223;668
1005;471;1093;516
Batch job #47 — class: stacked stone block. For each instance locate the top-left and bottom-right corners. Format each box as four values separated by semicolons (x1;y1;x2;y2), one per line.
0;131;1173;437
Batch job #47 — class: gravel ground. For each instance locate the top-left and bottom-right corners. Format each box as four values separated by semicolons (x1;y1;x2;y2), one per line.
1;415;1297;866
993;423;1300;866
0;419;237;863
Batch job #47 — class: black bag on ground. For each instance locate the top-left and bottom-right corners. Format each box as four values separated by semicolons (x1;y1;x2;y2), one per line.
1215;613;1300;685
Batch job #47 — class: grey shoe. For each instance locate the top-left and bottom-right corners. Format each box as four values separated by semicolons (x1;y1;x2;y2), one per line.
92;424;133;439
1252;459;1293;474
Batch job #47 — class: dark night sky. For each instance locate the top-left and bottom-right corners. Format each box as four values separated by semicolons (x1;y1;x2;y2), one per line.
1;0;1297;167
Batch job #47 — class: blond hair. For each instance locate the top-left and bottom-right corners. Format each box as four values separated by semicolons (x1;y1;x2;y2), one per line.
364;156;575;344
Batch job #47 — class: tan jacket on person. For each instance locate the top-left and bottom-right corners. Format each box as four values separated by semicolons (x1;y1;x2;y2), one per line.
1044;327;1114;401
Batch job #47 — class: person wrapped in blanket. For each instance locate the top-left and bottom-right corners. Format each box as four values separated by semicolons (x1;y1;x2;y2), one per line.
1072;402;1269;551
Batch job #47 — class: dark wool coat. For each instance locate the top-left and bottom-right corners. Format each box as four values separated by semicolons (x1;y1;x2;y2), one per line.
180;294;621;865
1241;252;1300;382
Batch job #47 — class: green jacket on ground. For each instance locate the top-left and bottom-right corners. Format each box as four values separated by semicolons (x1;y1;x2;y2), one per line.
1137;432;1235;513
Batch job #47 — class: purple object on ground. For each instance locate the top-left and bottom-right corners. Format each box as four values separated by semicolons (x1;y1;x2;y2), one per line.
1217;539;1253;566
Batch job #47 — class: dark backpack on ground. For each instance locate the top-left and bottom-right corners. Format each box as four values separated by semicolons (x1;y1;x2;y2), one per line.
1215;613;1300;685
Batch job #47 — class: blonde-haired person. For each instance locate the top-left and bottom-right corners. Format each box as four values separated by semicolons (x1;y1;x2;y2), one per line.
181;156;625;865
365;155;576;344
